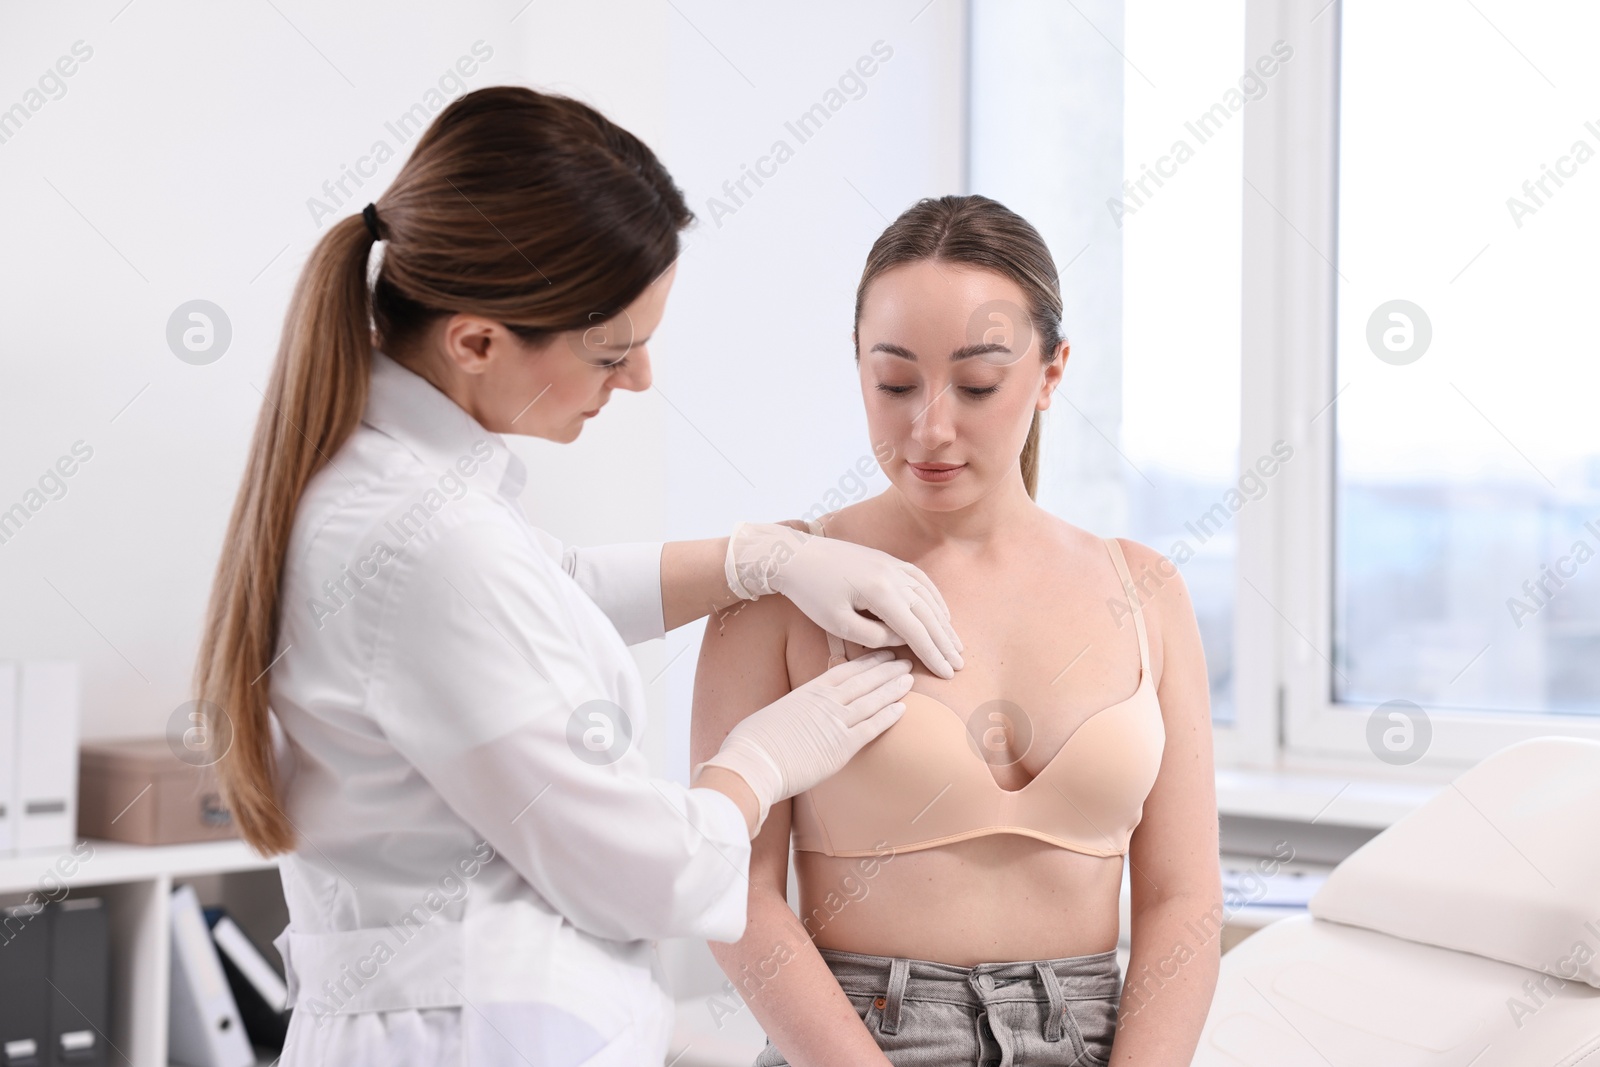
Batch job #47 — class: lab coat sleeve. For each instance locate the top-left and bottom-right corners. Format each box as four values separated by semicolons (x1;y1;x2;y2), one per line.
369;513;749;945
525;526;666;646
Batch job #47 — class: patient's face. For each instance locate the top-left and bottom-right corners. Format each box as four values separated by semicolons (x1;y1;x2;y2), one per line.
856;260;1061;511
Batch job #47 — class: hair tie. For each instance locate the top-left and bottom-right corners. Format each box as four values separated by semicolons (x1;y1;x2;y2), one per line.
362;202;382;241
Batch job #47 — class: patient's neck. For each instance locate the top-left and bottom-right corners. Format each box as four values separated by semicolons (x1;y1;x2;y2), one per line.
880;470;1038;555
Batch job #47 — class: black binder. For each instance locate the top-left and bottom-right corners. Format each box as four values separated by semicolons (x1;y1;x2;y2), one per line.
0;903;52;1067
201;907;290;1050
46;898;108;1067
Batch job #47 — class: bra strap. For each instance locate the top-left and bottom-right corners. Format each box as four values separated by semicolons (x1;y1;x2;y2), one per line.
804;518;851;667
825;633;849;667
1103;537;1151;675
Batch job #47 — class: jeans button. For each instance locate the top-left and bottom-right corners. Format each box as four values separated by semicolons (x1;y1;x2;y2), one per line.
977;974;994;991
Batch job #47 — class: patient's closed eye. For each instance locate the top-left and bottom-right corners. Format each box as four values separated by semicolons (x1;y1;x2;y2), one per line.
875;381;1001;398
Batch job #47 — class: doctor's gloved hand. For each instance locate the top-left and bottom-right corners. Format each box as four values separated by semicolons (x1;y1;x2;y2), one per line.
692;649;914;834
724;521;965;679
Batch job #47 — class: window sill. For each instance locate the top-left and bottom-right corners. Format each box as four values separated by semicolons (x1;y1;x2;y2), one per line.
1214;763;1445;830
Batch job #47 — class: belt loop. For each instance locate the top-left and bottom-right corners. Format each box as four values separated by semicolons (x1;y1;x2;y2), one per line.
879;957;911;1036
1035;961;1065;1042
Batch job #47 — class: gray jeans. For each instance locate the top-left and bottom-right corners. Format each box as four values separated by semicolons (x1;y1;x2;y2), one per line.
752;946;1122;1067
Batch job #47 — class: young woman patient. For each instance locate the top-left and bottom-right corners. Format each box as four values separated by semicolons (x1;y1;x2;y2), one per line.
690;195;1222;1067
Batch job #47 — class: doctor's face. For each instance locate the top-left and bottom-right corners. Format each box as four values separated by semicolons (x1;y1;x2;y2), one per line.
503;263;675;444
856;261;1064;512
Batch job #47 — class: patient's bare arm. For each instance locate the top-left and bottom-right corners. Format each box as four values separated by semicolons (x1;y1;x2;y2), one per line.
690;595;893;1067
1112;543;1222;1065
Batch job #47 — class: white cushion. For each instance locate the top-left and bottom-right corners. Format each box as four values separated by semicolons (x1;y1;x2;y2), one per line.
1309;735;1600;988
1195;914;1600;1066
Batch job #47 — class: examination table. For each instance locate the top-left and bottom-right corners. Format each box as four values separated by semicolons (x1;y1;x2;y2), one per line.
1193;735;1600;1066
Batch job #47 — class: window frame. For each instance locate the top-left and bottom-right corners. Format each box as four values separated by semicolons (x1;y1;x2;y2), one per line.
1230;0;1600;775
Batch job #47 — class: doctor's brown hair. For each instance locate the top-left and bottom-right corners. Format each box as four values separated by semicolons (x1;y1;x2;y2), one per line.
852;194;1065;500
195;86;693;854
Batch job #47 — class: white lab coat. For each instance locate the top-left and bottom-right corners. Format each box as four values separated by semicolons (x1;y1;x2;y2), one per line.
265;349;751;1065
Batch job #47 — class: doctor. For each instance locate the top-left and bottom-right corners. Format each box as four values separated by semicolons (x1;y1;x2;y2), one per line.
192;86;963;1066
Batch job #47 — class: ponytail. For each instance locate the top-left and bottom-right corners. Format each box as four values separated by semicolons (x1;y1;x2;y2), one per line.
193;214;376;854
1020;409;1042;500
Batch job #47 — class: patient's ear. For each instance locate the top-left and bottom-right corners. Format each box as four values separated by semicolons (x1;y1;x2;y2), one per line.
1038;340;1068;408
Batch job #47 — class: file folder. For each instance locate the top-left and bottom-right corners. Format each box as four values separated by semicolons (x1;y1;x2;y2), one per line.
202;907;290;1050
46;897;108;1066
0;903;52;1067
0;664;16;855
168;885;252;1067
15;662;79;854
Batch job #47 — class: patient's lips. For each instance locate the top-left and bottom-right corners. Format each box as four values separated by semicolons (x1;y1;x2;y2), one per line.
909;461;965;483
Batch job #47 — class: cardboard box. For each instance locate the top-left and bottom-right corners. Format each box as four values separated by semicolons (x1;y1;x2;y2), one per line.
77;739;236;845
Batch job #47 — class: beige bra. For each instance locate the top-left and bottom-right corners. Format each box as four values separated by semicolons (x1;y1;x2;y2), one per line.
790;523;1166;859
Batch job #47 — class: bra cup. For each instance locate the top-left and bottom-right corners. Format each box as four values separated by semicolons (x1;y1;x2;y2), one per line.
794;688;1165;858
793;696;982;851
789;527;1167;860
1018;689;1167;850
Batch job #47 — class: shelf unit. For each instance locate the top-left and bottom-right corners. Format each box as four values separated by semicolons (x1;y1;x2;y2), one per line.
0;838;286;1067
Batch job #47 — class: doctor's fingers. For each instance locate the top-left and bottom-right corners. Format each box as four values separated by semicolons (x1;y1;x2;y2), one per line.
902;591;965;677
856;590;963;680
846;698;909;748
897;559;954;628
886;559;963;659
819;653;911;708
832;662;916;727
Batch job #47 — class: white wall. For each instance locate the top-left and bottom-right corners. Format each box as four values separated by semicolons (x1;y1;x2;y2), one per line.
0;0;965;740
651;2;969;793
1;0;966;1002
0;1;539;738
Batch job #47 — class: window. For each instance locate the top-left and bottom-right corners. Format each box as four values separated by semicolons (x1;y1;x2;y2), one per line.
1334;0;1600;719
973;0;1600;766
1270;0;1600;765
970;0;1247;723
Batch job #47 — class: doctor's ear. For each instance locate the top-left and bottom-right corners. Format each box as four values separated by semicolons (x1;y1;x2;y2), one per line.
442;314;549;377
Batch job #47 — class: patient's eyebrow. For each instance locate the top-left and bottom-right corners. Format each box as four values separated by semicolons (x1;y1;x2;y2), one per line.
870;341;1010;362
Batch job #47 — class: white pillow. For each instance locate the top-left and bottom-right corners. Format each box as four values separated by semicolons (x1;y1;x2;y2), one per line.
1309;735;1600;988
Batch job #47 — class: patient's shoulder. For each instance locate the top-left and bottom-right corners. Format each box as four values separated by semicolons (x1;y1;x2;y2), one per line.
689;591;801;764
701;587;799;661
1035;512;1172;596
694;588;804;703
795;498;877;544
1104;533;1172;589
1105;533;1188;682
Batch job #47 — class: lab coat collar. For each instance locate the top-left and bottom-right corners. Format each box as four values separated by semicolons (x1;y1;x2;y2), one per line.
362;348;527;501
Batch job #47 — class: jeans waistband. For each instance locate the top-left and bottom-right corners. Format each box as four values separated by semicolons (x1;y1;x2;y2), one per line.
817;946;1123;1041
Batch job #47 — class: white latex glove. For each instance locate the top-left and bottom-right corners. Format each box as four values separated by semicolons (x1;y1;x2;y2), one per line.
694;649;914;832
725;521;965;679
